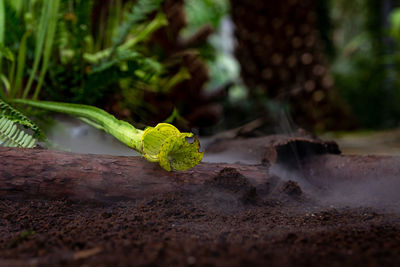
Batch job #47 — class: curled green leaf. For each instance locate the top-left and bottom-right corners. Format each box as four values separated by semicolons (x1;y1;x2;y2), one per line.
141;123;204;171
159;133;203;171
142;123;180;162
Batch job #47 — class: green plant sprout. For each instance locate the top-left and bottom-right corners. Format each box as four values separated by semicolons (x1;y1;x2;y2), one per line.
13;99;204;171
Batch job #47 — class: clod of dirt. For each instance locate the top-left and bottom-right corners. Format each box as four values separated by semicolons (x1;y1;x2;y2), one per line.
204;167;257;203
279;180;303;197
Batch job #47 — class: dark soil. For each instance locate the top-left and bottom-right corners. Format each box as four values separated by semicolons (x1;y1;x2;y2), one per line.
1;168;400;266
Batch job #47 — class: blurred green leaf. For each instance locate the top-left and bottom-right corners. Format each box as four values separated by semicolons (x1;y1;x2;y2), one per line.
0;44;14;62
389;8;400;41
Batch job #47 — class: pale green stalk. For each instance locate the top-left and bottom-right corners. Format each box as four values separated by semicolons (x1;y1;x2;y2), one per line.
22;1;51;99
0;0;5;100
12;31;30;98
0;73;9;92
0;0;5;74
104;0;122;49
119;12;167;50
8;54;15;87
32;0;60;100
13;99;143;151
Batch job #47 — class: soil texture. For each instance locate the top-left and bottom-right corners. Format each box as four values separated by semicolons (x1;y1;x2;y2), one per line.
1;167;400;266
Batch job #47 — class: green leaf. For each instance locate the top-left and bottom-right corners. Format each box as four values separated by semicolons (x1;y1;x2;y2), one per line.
159;134;203;171
0;44;14;62
163;108;179;124
390;8;400;41
0;0;4;46
110;0;163;55
23;1;50;98
32;0;60;100
141;123;204;171
12;30;30;97
91;50;142;73
0;117;37;148
141;123;181;161
84;12;167;66
0;98;45;140
1;73;10;92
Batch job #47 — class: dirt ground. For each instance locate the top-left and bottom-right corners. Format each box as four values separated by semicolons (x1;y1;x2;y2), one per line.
1;167;400;267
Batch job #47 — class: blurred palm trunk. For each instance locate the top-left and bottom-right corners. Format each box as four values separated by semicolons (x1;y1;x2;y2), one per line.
230;0;355;131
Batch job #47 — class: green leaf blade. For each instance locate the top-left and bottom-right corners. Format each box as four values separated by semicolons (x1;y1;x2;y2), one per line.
159;134;204;171
141;123;204;171
0;117;37;148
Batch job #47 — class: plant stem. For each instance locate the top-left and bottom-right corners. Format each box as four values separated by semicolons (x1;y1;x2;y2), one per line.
12;31;30;98
32;0;60;100
13;99;144;152
22;1;51;99
0;0;5;75
119;12;168;51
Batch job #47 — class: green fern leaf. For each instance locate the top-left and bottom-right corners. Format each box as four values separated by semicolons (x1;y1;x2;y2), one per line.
0;117;36;148
0;98;45;139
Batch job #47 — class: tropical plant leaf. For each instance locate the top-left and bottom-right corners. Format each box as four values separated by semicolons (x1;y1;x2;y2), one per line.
0;44;14;62
110;0;163;55
0;0;4;46
91;50;142;73
0;0;5;72
141;123;204;171
12;30;30;97
0;98;45;139
1;73;10;92
23;0;60;99
92;49;162;74
32;0;60;100
0;116;36;148
159;133;203;171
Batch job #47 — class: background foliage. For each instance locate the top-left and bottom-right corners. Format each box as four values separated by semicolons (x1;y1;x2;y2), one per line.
330;0;400;129
2;0;400;137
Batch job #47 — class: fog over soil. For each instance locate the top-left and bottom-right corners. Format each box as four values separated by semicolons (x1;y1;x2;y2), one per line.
46;116;400;213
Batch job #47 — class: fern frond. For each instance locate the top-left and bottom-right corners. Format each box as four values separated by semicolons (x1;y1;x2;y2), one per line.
0;98;45;139
110;0;163;55
0;117;36;148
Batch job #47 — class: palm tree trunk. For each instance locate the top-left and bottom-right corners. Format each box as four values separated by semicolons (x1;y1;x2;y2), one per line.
230;0;354;131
